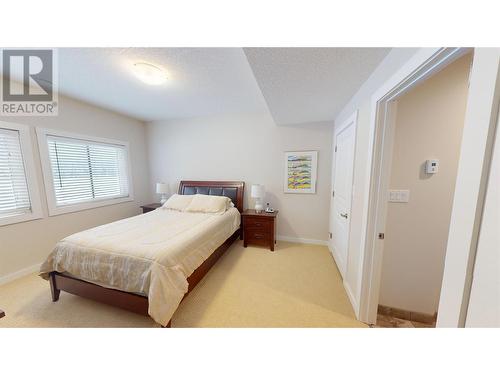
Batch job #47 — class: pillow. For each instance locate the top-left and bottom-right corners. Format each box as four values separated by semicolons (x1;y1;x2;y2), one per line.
185;194;232;214
162;194;195;211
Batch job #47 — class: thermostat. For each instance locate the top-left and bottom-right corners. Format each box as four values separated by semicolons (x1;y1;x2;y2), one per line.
426;159;439;174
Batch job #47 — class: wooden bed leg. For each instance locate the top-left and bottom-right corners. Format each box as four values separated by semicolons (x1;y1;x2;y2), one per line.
161;320;172;328
49;272;60;302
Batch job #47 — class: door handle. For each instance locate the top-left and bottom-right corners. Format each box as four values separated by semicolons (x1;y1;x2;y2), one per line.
340;213;348;219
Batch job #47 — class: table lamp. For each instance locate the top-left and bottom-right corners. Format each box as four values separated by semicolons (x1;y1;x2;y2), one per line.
251;184;265;212
156;182;169;204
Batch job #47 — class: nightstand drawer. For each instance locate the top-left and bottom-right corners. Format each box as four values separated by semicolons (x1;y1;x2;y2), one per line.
244;217;272;230
245;229;271;246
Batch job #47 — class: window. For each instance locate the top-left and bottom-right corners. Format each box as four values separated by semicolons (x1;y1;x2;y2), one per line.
47;136;129;205
37;128;133;216
0;128;31;217
0;122;42;226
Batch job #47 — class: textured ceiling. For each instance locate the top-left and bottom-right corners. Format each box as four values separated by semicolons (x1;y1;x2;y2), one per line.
244;48;390;124
56;48;268;121
1;48;391;124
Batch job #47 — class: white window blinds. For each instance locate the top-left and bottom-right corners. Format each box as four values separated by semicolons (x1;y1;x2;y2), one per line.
0;128;32;218
47;135;129;206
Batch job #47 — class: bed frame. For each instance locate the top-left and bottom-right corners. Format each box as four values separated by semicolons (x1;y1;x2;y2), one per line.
48;180;245;327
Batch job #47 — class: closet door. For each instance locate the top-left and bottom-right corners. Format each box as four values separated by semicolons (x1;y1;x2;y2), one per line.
330;112;357;277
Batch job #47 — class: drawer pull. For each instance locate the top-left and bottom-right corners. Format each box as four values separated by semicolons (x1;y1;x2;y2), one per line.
254;234;264;239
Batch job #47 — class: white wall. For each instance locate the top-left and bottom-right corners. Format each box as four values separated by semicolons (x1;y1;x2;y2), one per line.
0;94;150;282
332;48;421;314
147;112;333;243
379;54;471;315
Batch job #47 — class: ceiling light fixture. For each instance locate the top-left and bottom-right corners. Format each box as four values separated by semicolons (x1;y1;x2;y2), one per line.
132;62;168;85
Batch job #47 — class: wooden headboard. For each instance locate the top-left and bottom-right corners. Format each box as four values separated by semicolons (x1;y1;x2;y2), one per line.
178;180;245;212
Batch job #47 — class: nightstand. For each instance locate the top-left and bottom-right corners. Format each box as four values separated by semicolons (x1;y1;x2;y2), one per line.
242;209;278;251
140;203;162;213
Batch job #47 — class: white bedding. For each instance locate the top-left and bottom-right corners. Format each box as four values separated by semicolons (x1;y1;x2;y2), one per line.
39;207;240;326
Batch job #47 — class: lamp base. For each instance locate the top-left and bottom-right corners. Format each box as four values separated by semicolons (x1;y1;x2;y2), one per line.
254;201;264;213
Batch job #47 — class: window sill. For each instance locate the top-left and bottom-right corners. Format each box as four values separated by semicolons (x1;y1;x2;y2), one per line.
47;196;134;217
0;211;43;227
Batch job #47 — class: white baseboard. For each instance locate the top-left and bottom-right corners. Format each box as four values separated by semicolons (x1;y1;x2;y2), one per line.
276;235;328;246
0;263;41;286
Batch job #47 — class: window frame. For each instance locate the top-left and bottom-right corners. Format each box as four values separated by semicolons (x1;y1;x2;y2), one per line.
36;127;134;216
0;121;43;226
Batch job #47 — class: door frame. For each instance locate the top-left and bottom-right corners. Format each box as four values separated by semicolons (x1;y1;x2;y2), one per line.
437;49;500;327
329;110;358;279
358;47;500;326
464;106;500;327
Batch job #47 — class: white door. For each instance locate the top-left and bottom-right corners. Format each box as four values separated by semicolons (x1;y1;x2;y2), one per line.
330;112;357;277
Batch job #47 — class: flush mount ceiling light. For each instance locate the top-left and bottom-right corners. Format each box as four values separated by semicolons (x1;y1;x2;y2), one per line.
132;62;168;85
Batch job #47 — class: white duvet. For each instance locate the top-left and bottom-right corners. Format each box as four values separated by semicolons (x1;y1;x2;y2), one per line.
39;207;241;326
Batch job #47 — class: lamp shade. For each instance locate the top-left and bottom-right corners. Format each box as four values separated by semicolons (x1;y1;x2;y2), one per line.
251;184;265;199
156;182;169;194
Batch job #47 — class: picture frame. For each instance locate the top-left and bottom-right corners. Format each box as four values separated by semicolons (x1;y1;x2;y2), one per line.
284;150;318;194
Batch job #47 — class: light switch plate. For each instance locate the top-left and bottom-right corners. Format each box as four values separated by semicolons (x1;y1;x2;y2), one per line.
389;190;400;201
388;189;410;203
399;190;410;202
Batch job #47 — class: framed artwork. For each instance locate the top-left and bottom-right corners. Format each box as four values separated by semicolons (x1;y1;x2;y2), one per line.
284;151;318;194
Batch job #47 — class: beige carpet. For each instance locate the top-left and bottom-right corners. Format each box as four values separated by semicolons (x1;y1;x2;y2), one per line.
0;241;366;328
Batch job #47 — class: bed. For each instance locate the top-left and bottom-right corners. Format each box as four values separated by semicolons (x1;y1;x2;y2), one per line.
39;180;244;327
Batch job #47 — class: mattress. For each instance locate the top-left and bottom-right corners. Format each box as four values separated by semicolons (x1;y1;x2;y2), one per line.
39;206;241;325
